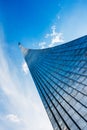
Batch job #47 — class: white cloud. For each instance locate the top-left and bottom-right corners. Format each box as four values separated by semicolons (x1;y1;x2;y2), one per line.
45;25;64;47
49;33;64;47
51;25;56;35
6;114;21;123
45;25;56;38
0;26;53;130
52;33;63;43
38;42;46;49
22;62;29;74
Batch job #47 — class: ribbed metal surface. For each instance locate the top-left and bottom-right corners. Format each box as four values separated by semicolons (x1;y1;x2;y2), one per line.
23;35;87;130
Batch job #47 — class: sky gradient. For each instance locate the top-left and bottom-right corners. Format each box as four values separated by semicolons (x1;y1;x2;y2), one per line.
0;0;87;130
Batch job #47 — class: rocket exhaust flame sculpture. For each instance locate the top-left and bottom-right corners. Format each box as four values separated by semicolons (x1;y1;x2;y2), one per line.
19;35;87;130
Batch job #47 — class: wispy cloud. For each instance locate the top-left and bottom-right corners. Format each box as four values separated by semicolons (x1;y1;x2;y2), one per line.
0;27;52;130
45;25;64;47
49;32;64;47
38;25;64;49
22;62;29;74
38;42;46;49
6;114;21;123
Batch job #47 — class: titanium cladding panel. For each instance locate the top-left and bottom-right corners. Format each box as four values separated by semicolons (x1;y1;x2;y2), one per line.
20;35;87;130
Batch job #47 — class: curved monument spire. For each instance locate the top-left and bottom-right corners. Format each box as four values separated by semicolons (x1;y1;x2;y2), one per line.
19;35;87;130
18;42;28;57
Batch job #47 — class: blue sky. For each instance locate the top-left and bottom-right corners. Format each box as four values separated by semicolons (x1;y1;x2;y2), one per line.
0;0;87;130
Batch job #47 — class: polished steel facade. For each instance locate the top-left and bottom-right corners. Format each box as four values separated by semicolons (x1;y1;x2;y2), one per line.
20;35;87;130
